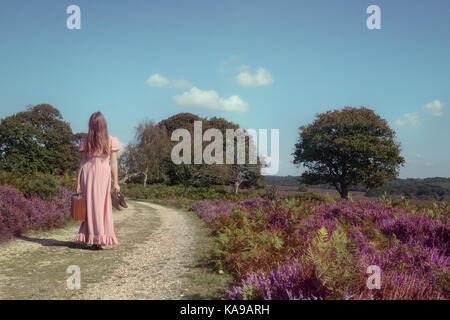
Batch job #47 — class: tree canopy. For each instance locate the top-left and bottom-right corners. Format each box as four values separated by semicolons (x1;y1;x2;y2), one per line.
0;104;80;175
119;112;263;195
292;107;405;198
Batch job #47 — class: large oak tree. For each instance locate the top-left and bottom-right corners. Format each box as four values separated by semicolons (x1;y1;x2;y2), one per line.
292;107;404;199
0;104;80;175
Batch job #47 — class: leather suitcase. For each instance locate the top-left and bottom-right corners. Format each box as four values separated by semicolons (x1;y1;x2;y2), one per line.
71;193;86;221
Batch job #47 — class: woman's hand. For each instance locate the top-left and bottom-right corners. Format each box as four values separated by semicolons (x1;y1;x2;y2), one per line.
76;184;82;194
114;183;120;193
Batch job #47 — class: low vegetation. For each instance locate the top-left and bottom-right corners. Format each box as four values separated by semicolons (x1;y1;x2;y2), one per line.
0;185;72;243
188;196;449;300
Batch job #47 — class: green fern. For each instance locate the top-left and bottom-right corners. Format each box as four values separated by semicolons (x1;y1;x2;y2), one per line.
305;224;359;299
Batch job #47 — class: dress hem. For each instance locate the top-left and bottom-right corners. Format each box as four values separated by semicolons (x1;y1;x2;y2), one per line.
74;233;118;246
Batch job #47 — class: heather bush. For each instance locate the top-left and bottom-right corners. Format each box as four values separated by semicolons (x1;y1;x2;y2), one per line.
191;196;449;300
189;199;237;223
227;261;329;300
0;185;72;243
189;198;311;277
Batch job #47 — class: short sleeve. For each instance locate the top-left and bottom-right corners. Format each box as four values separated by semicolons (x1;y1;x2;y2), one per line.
78;137;86;152
110;136;121;152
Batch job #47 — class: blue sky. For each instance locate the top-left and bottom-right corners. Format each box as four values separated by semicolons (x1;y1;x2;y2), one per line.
0;0;449;177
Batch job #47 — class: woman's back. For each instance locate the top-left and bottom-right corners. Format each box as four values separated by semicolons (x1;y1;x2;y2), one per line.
79;135;121;159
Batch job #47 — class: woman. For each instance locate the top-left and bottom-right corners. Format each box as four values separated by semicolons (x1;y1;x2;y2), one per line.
74;112;121;250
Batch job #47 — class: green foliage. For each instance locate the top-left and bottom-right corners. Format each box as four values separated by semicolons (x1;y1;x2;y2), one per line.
262;185;278;201
211;208;288;278
277;191;325;204
56;171;78;192
0;104;80;175
428;200;449;222
122;112;263;192
0;170;76;195
378;191;393;206
304;225;359;298
241;284;264;300
0;170;34;194
25;173;61;200
120;183;266;203
293;107;405;198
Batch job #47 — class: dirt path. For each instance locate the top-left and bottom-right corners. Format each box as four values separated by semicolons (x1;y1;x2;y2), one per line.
0;200;231;300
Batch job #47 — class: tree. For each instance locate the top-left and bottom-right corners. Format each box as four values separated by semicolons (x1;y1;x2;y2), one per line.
0;104;80;175
160;113;263;194
159;113;211;195
134;119;171;186
228;164;260;195
292;107;404;199
118;143;139;183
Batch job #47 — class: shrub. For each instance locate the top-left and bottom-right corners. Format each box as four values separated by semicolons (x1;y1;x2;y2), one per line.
0;170;36;194
56;171;78;193
227;261;329;300
192;196;449;300
0;185;72;243
120;183;266;202
25;173;61;200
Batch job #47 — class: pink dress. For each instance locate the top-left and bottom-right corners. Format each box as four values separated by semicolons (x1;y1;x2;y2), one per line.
74;135;121;246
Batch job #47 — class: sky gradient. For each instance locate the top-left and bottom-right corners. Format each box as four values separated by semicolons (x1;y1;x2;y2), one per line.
1;0;449;177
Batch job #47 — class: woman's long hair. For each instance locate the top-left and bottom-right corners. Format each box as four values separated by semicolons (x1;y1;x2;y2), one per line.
85;112;110;156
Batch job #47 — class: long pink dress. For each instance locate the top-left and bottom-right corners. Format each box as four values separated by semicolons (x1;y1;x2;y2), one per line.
74;135;121;246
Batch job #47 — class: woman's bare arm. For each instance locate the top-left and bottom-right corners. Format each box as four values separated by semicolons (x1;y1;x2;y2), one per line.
110;151;120;192
76;152;86;194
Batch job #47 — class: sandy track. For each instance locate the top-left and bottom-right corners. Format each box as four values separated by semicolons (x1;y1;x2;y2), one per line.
0;200;217;300
77;201;199;299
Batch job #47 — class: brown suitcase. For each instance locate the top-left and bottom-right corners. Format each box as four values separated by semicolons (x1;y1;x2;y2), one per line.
71;193;86;221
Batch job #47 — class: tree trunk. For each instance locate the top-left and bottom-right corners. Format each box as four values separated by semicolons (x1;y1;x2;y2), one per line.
339;184;349;199
234;181;240;195
182;184;189;197
120;172;139;184
119;168;129;184
143;166;148;187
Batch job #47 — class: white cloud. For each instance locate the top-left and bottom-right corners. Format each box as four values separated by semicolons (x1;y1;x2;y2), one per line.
423;100;444;117
394;113;421;127
145;73;192;88
173;86;249;113
170;79;192;88
145;73;170;87
425;162;434;167
235;67;274;87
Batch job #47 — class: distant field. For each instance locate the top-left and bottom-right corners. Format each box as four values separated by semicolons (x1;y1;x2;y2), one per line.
273;185;435;204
